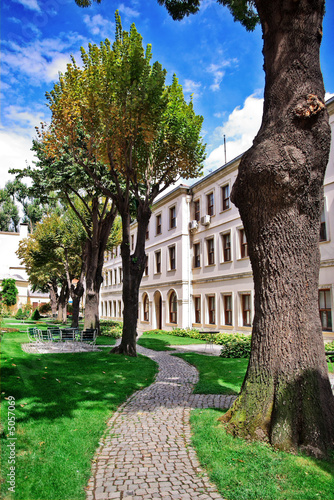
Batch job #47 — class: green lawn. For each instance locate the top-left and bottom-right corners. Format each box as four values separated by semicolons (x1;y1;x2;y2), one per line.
174;352;248;394
191;409;334;500
1;328;157;500
137;331;207;351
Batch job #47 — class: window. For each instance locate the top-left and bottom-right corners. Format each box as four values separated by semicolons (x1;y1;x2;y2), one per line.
156;214;162;235
131;234;134;251
118;300;122;318
222;232;231;262
170;206;176;229
143;294;149;322
114;269;117;284
113;301;117;317
105;273;108;287
242;294;251;326
207;238;215;265
207;192;214;216
144;255;149;276
319;289;332;331
240;229;248;258
320;208;327;241
119;268;123;283
194;296;201;324
193;243;200;268
169;246;176;270
222;184;230;211
208;296;216;324
155;251;161;273
170;292;177;323
194;200;200;222
223;294;232;326
146;227;149;240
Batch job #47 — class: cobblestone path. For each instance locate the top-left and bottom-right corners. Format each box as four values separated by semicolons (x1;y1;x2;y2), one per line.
86;346;236;500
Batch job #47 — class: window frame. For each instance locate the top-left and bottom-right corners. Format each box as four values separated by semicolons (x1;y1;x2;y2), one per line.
143;294;149;322
319;289;332;331
168;245;176;270
223;294;233;326
194;199;200;222
207;295;216;325
194;296;201;324
239;228;249;258
241;293;251;327
206;237;215;266
169;205;176;229
156;213;162;235
207;192;214;216
169;291;177;324
222;232;231;262
155;250;161;274
221;184;230;211
193;242;201;268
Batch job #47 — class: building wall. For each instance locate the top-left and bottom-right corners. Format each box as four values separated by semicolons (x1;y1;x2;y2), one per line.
100;97;334;334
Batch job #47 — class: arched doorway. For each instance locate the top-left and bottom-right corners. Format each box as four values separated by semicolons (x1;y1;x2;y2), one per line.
154;291;162;330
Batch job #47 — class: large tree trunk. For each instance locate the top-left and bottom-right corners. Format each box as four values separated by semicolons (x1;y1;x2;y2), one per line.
111;202;151;356
71;282;84;328
83;201;117;332
222;0;334;457
49;280;59;317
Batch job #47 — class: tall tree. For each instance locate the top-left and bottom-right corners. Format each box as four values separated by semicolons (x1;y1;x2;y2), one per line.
42;12;205;355
0;278;18;307
0;184;20;232
13;136;118;331
157;0;334;457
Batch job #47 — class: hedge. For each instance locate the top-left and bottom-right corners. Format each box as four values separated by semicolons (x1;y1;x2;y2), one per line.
100;320;123;338
143;328;251;358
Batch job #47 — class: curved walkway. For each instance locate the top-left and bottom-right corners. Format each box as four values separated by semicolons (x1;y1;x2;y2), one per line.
86;346;236;500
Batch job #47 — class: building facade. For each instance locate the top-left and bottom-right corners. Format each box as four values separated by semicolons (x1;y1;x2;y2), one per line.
100;97;334;334
0;223;49;312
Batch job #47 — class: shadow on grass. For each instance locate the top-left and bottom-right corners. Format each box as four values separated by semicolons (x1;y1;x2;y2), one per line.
137;337;175;351
1;333;157;426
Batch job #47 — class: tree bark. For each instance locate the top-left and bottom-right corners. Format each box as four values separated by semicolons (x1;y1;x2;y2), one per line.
83;200;117;332
111;201;151;356
49;280;59;317
222;0;334;457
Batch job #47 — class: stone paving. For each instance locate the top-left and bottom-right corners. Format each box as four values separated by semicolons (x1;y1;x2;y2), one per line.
86;346;236;500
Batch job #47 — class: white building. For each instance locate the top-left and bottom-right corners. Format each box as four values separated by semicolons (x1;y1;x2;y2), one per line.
0;223;49;311
100;97;334;335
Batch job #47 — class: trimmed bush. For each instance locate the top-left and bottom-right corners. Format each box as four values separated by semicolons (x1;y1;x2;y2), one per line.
325;340;334;351
100;320;123;338
219;333;251;358
143;328;251;358
31;309;41;320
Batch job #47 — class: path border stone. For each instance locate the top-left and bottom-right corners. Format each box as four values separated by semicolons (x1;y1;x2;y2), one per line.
86;346;236;500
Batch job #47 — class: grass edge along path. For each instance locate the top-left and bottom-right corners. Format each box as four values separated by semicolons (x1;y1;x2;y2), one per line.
1;330;157;500
191;409;334;500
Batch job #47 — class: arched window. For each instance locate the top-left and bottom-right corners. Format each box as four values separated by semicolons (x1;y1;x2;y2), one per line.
143;294;149;322
170;291;177;324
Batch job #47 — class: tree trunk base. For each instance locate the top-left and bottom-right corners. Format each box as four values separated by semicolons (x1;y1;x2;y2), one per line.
110;342;137;357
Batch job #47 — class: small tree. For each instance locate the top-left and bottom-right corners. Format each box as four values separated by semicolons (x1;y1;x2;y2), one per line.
1;279;18;308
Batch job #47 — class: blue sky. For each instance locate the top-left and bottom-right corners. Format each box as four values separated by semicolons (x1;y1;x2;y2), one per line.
1;0;334;189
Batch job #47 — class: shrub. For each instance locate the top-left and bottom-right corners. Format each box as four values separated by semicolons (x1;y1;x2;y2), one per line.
219;333;251;358
15;308;25;320
100;320;123;338
39;302;52;314
1;278;18;307
31;309;41;320
325;340;334;351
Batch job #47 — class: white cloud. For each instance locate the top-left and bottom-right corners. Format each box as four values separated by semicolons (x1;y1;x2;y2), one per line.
207;59;238;92
205;93;263;171
183;79;202;100
83;14;115;39
2;35;85;85
13;0;41;11
4;105;48;135
118;3;140;18
0;131;36;188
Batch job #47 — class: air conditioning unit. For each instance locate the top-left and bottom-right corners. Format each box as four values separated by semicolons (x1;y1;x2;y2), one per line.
189;220;199;231
201;214;211;226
